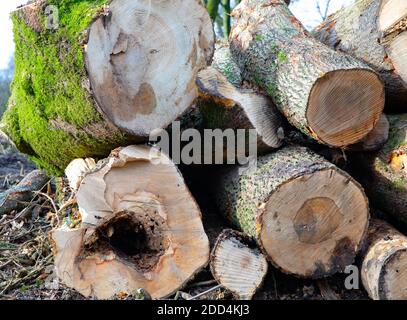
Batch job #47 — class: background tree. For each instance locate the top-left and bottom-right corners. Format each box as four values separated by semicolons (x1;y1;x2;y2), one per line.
0;58;13;117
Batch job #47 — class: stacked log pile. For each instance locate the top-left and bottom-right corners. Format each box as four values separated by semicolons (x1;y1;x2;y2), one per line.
2;0;407;300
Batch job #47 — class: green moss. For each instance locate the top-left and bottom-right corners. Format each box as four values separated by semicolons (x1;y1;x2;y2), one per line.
277;51;287;63
255;34;264;41
222;62;237;85
266;82;275;96
1;0;133;175
392;178;407;192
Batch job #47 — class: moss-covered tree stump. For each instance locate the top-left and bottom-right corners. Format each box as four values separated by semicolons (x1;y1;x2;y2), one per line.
229;0;385;148
212;146;369;278
314;0;407;111
1;0;214;174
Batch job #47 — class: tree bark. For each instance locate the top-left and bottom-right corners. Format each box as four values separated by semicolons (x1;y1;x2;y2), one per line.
2;0;214;174
229;0;385;148
361;219;407;300
0;170;49;215
210;229;268;299
212;145;369;278
350;114;407;228
314;0;407;111
196;43;284;155
51;145;209;299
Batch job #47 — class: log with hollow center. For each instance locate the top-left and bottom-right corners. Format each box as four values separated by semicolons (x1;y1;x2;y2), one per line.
212;146;369;278
229;0;385;147
51;145;209;299
314;0;407;111
361;219;407;300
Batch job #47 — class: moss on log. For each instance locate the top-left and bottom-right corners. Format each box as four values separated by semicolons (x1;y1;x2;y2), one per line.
229;0;385;148
1;0;214;174
213;146;369;278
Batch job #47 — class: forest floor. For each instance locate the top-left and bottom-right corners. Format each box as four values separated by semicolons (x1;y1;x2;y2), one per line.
0;136;369;300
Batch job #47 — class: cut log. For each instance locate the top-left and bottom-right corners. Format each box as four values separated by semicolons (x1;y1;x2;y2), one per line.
361;219;407;300
210;229;268;299
314;0;407;111
0;170;49;216
348;114;389;152
350;114;407;228
212;145;369;278
2;0;214;174
64;158;96;192
229;0;385;147
50;145;209;299
196;43;284;154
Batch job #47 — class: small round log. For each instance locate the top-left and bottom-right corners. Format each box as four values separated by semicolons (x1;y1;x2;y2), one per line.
210;229;268;299
51;145;209;299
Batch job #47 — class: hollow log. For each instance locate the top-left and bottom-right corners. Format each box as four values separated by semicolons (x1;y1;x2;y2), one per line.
212;145;369;278
210;229;268;299
64;158;96;192
50;145;209;299
361;219;407;300
229;0;385;148
350;114;407;228
196;43;285;154
1;0;214;174
314;0;407;111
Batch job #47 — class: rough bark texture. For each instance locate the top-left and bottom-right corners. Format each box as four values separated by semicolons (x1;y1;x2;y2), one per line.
51;145;209;299
314;0;407;111
196;43;284;154
210;229;268;299
229;0;384;148
1;0;214;174
212;145;369;278
361;219;407;300
351;114;407;228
